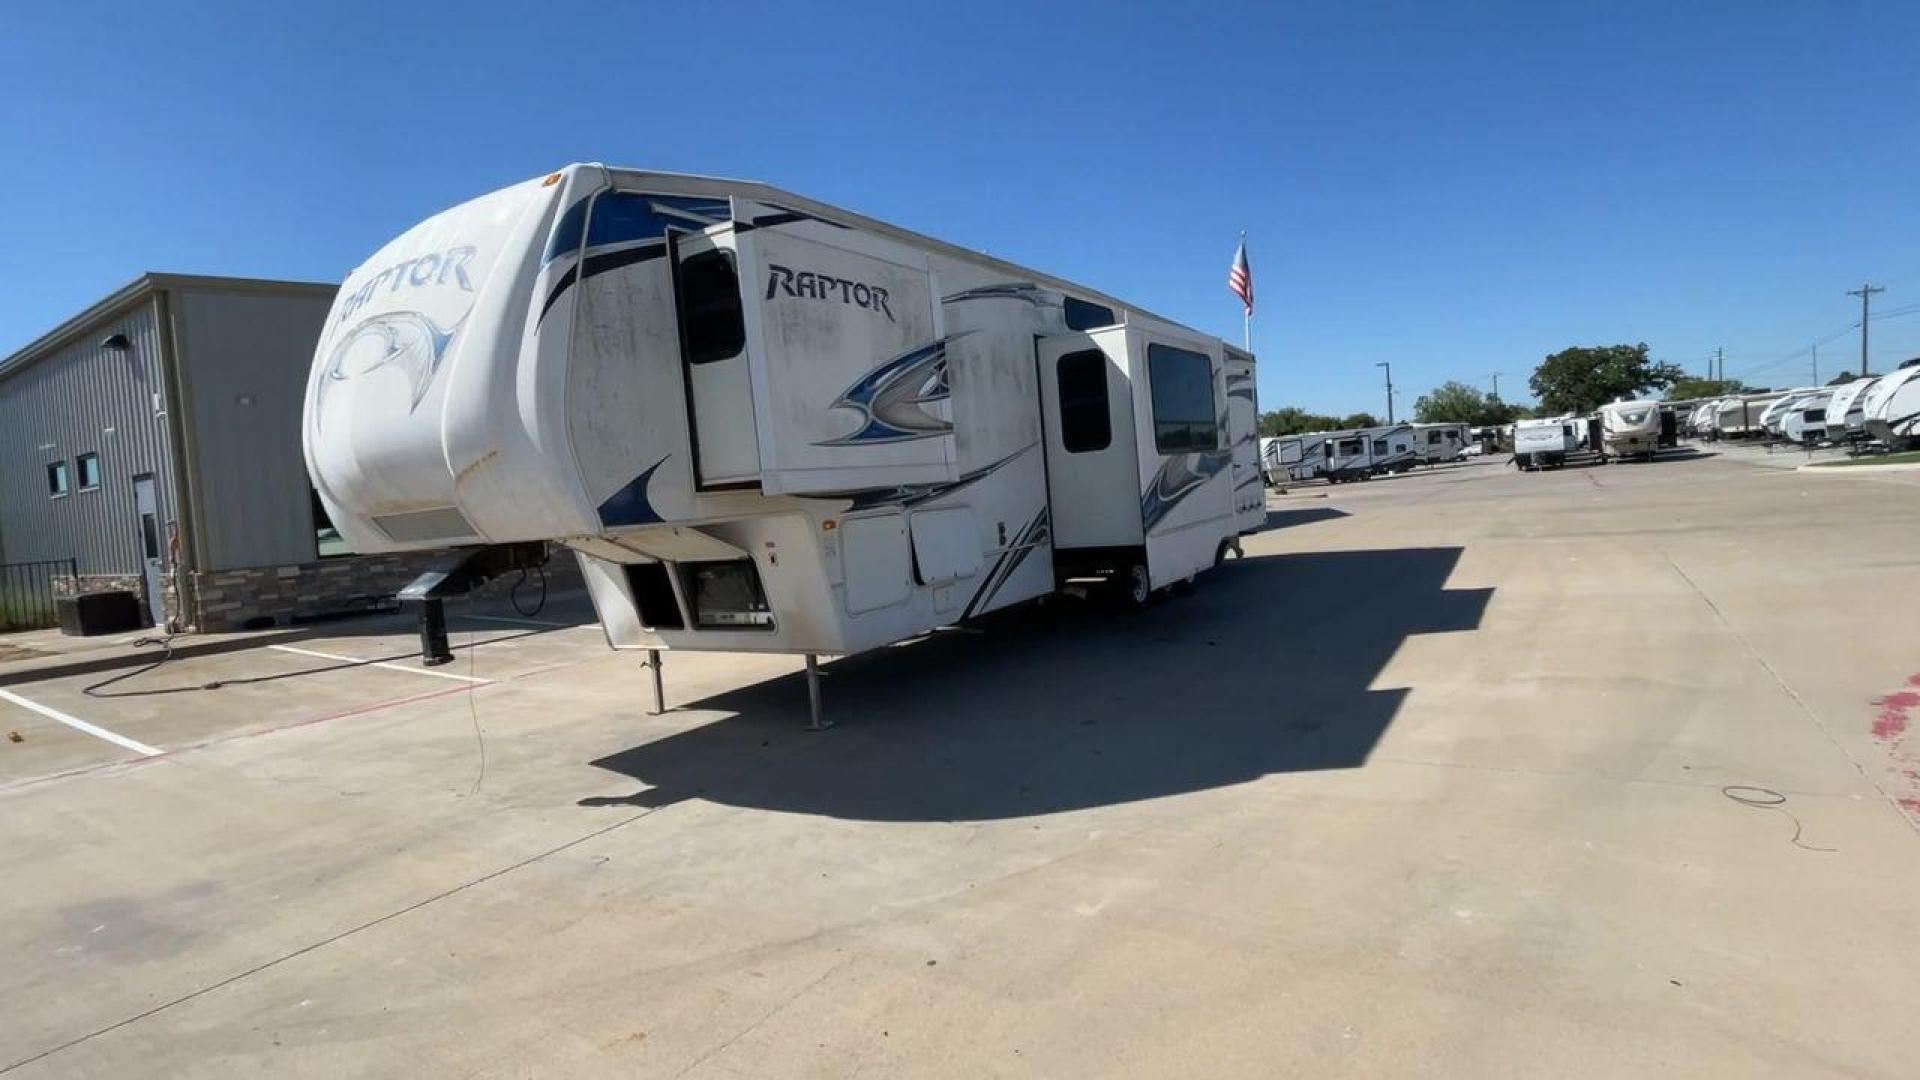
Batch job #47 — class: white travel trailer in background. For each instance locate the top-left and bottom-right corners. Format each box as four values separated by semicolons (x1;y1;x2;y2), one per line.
1757;391;1809;439
1513;417;1574;469
1410;422;1468;465
1714;391;1787;438
1824;377;1878;441
1779;388;1835;444
303;164;1258;723
1260;435;1305;486
1364;424;1418;474
1861;363;1920;446
1322;431;1374;482
1598;400;1661;460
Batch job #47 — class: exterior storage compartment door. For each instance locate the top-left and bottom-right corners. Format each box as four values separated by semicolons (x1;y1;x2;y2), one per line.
733;224;955;496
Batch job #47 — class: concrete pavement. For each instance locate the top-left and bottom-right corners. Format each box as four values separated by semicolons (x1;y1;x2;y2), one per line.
2;448;1917;1078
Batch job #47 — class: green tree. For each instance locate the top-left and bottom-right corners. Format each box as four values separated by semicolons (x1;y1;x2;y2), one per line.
1257;407;1343;436
1826;370;1870;386
1665;376;1747;401
1528;343;1682;414
1413;381;1491;424
1340;412;1381;429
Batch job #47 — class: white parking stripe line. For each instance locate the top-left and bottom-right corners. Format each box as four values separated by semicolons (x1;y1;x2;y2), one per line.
460;613;578;629
266;644;492;685
0;687;163;758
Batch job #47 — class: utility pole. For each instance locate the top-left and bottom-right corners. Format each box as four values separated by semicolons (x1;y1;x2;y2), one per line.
1375;362;1394;423
1490;372;1503;400
1847;283;1884;378
1714;347;1724;383
1811;343;1818;385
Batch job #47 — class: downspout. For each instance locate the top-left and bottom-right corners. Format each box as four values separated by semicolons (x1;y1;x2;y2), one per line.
153;288;204;631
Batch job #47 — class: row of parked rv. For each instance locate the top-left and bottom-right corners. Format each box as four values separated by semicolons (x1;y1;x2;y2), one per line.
1678;362;1920;449
1259;423;1473;485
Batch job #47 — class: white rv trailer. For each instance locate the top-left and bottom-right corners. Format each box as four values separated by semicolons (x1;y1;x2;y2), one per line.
1260;435;1304;486
1757;391;1811;439
1513;417;1574;469
1410;422;1468;464
1364;424;1418;474
303;165;1259;720
1862;363;1920;445
1823;377;1878;440
1780;388;1835;444
1714;391;1787;437
1597;400;1661;460
1224;345;1265;534
1689;400;1721;438
1321;430;1374;482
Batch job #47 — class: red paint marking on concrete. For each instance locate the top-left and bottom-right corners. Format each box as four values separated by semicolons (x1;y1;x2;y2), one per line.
1872;690;1919;741
1897;796;1920;817
1909;674;1920;688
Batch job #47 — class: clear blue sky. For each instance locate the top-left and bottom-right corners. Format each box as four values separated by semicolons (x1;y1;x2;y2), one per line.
3;1;1916;414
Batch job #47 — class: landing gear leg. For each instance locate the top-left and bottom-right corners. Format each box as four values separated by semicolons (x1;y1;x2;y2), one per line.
645;648;665;715
805;653;831;732
418;599;453;667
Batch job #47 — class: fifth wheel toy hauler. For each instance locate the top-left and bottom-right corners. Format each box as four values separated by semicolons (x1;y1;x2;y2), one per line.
304;165;1258;721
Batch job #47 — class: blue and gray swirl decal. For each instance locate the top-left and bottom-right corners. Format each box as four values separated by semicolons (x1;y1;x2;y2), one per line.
1140;452;1230;533
816;333;966;445
314;310;464;428
539;192;731;322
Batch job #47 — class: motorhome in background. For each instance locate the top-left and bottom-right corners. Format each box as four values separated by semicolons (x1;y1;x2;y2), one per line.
1598;400;1661;460
1410;422;1468;464
1364;424;1418;474
303;164;1258;690
1513;417;1573;469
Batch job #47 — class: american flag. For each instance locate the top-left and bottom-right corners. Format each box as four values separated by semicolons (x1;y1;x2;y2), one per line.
1228;236;1253;316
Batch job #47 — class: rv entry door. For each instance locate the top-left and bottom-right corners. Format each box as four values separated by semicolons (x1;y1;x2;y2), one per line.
669;228;760;487
1036;330;1143;549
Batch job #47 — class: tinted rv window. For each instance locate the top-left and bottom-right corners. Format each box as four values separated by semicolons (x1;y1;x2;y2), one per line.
676;250;746;365
1056;349;1111;453
76;453;101;490
1372;439;1387;454
1063;296;1117;331
46;461;68;498
1146;344;1219;454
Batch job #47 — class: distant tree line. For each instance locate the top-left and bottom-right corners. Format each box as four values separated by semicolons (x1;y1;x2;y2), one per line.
1256;408;1382;436
1410;381;1528;426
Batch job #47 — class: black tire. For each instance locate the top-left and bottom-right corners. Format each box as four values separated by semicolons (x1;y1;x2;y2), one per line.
1117;563;1152;608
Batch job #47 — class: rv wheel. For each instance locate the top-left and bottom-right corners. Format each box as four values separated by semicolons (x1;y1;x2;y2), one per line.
1119;563;1152;608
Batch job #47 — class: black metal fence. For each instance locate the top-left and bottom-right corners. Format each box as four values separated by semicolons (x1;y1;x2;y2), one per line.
0;558;75;632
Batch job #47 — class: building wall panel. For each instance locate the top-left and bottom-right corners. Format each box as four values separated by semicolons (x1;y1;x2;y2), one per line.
0;300;175;574
173;288;334;571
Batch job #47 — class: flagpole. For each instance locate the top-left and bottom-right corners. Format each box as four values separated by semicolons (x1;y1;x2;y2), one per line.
1240;231;1251;352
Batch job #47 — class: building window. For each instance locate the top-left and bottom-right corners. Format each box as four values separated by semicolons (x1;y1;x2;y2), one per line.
676;249;746;365
1146;343;1219;454
46;460;69;498
1056;349;1112;453
312;489;352;558
76;453;101;491
1063;296;1117;331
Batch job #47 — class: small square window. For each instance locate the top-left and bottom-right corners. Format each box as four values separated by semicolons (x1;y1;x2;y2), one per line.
46;460;69;498
77;453;101;490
